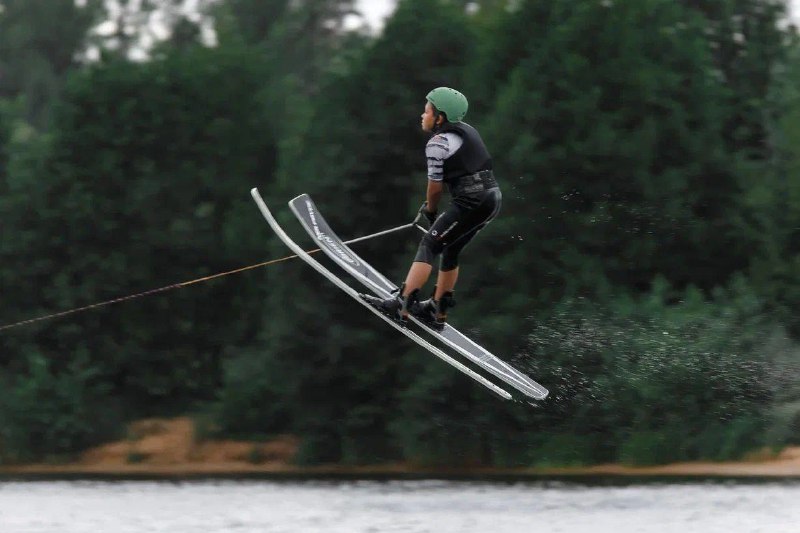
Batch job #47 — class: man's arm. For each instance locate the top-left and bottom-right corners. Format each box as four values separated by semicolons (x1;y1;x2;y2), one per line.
426;179;444;213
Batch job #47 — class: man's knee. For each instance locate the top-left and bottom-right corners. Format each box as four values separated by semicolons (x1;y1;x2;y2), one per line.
414;234;443;265
441;249;459;271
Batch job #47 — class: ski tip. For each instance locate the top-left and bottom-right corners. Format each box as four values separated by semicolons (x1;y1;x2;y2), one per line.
289;193;309;205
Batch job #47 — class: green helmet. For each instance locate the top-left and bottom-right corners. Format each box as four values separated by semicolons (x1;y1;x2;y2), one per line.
426;87;468;123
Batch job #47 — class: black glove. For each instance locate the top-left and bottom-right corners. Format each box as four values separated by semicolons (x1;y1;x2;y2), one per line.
418;201;437;226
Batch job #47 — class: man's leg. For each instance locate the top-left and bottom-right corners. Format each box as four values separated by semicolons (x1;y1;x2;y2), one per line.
433;188;501;300
400;207;463;300
403;261;433;297
416;191;501;326
434;267;458;300
360;219;444;322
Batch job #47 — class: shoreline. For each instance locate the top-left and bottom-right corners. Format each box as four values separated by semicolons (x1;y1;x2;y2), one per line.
4;459;800;481
3;417;800;481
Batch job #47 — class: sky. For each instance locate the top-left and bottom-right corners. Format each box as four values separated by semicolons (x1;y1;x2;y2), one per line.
357;0;800;27
357;0;395;30
358;0;395;21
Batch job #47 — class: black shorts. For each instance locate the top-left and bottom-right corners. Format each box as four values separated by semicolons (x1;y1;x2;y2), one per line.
414;188;502;271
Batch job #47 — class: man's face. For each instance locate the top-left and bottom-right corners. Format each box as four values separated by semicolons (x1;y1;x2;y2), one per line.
421;102;439;132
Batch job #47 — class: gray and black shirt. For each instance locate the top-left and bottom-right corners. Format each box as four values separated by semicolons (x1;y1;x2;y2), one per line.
425;121;495;199
426;132;465;183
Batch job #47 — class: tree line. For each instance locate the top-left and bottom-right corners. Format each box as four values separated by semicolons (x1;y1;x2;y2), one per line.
1;0;799;466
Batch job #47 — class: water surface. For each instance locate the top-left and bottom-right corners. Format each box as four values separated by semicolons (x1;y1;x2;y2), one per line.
1;478;798;533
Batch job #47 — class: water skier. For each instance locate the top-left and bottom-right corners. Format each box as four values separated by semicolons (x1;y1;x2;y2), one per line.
361;87;501;330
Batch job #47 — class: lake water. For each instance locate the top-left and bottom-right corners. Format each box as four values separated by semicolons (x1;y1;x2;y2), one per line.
1;478;799;533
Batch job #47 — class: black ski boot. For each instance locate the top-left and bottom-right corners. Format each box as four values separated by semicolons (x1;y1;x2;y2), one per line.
359;283;419;326
411;286;455;331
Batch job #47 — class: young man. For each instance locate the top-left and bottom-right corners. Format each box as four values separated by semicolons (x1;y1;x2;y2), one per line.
360;87;501;330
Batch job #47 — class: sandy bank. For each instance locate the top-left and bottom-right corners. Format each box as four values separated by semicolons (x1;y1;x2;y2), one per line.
2;418;799;479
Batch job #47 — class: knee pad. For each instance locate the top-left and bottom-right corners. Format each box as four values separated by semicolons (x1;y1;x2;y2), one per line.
414;234;443;265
